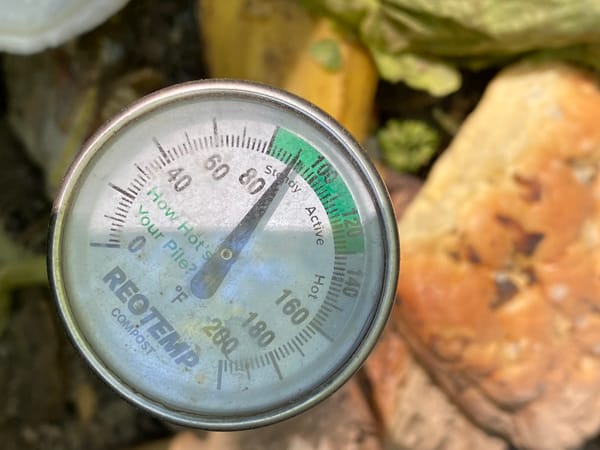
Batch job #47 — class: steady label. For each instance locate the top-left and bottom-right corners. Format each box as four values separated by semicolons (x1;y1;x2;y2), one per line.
264;165;301;193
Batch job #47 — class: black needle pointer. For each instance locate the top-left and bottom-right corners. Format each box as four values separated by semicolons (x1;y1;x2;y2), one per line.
190;151;301;299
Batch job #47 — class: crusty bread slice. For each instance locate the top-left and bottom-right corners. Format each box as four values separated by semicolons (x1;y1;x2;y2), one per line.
396;62;600;450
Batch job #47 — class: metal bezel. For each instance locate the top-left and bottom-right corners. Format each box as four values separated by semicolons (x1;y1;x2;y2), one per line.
47;79;399;429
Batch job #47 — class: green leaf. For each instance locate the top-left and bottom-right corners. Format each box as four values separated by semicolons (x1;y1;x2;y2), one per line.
378;119;440;173
309;38;343;71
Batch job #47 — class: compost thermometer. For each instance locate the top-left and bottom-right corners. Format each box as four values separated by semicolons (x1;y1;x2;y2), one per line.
48;80;399;429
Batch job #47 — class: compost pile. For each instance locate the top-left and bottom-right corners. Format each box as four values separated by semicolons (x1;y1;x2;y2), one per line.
3;1;600;450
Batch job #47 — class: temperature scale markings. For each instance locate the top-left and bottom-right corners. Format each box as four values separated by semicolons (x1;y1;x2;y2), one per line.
238;127;246;148
307;321;334;343
330;218;343;229
150;160;163;171
329;287;341;295
329;286;342;296
293;340;305;357
314;185;329;198
335;254;348;262
258;138;268;153
217;360;223;390
321;192;340;207
193;126;277;153
333;263;346;272
183;132;194;154
300;168;311;180
273;348;282;361
249;356;258;369
152;137;171;164
134;163;149;179
266;127;279;154
109;183;135;201
334;242;351;254
131;177;145;191
326;292;341;303
280;346;288;358
104;168;152;249
285;342;294;356
212;118;219;147
323;300;343;312
89;242;120;248
268;351;283;381
118;201;131;212
305;174;320;187
331;273;344;283
104;214;125;224
189;131;273;152
320;304;333;313
316;309;329;322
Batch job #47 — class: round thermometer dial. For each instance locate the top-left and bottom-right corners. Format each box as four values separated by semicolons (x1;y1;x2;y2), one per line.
49;80;398;429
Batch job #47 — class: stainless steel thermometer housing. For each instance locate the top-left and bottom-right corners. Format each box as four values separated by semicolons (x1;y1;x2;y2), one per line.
48;80;399;429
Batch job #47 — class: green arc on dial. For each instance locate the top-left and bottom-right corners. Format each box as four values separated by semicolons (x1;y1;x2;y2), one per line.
268;128;364;254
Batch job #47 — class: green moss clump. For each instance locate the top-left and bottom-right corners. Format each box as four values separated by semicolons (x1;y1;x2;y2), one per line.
378;119;440;173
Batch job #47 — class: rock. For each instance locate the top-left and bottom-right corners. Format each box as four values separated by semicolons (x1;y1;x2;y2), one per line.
365;171;506;450
366;324;508;450
168;379;381;450
395;62;600;450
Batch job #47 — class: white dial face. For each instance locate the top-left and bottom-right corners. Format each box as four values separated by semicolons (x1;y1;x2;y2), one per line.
50;82;398;429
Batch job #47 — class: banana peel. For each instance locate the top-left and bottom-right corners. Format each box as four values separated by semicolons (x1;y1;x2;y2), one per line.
198;0;378;143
